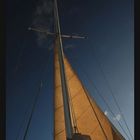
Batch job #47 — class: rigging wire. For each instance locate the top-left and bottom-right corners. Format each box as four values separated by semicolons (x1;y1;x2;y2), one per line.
86;46;134;140
16;103;28;140
68;85;79;133
14;46;30;139
22;50;52;140
23;80;43;140
93;54;134;140
66;75;79;133
15;96;34;140
66;54;132;140
15;49;52;140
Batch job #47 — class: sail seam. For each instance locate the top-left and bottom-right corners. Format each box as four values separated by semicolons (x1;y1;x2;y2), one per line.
71;88;82;100
55;130;65;136
76;105;92;121
55;105;63;110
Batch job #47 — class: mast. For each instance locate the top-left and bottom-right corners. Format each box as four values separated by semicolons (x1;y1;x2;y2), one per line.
53;0;73;139
28;0;128;139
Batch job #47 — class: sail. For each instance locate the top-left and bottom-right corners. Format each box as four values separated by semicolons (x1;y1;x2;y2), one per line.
54;38;125;140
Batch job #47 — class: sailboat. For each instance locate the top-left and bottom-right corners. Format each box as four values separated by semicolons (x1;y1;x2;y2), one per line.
27;0;130;139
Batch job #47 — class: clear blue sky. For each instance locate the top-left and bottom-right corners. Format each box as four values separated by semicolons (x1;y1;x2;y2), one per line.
6;0;134;139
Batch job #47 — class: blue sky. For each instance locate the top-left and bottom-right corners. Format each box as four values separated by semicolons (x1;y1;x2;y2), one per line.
6;0;134;139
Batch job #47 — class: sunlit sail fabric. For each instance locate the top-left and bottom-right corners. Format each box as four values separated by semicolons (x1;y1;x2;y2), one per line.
54;38;125;140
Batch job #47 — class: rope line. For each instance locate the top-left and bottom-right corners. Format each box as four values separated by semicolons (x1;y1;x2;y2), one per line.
87;47;134;140
66;78;79;133
15;98;32;140
23;80;43;140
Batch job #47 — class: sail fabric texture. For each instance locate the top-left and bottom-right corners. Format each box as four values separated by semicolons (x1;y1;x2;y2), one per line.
54;39;125;140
